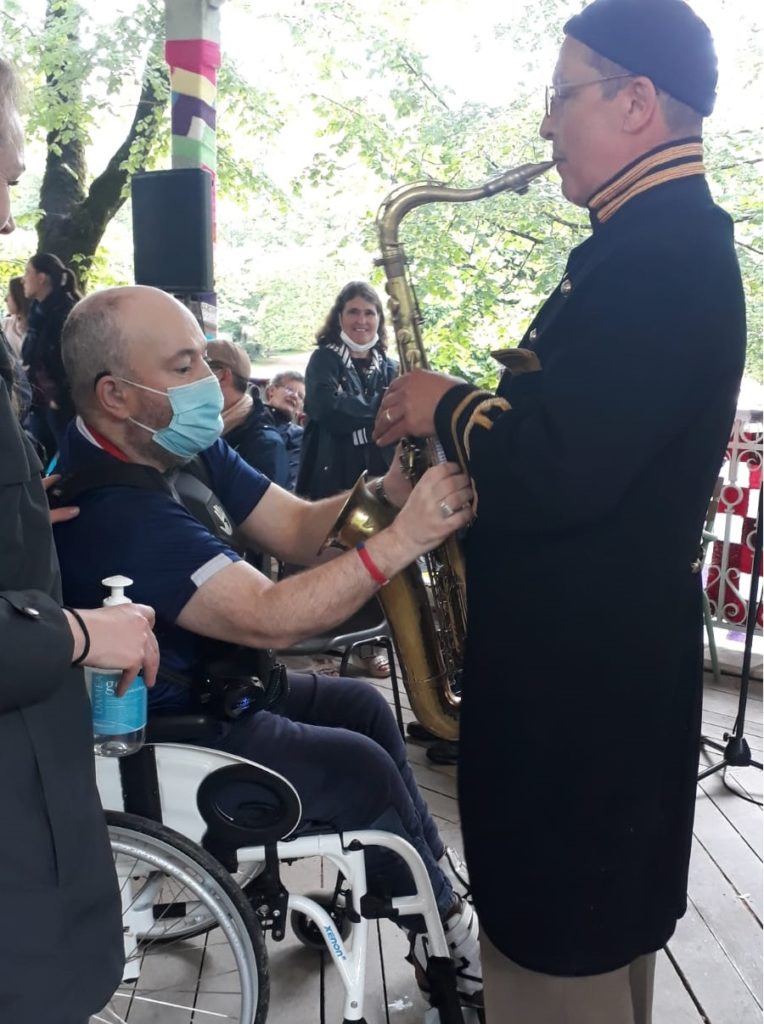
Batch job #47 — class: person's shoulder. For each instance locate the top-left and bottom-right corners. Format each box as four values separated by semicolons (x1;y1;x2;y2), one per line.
307;344;343;370
200;436;272;501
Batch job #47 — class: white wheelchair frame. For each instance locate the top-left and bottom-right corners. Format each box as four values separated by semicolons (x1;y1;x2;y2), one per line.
96;742;475;1024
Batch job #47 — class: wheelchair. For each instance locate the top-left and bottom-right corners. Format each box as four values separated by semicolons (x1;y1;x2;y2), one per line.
91;713;478;1024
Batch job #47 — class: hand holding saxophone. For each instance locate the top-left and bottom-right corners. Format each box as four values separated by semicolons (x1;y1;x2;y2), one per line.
387;461;473;559
373;369;464;447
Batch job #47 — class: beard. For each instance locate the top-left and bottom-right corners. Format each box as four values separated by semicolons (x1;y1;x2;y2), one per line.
123;397;191;471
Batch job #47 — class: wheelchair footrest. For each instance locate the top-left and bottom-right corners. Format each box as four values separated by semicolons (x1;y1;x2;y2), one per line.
359;892;401;923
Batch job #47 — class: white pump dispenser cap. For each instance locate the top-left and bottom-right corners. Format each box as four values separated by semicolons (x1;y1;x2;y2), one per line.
101;575;134;606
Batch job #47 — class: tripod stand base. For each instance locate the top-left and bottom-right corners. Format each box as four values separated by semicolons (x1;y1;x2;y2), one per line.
699;734;763;781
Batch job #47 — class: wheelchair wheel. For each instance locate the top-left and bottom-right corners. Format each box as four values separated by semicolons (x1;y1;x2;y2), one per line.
290;890;352;950
93;811;269;1024
144;857;266;944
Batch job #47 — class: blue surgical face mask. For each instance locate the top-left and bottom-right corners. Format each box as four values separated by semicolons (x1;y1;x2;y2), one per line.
119;372;224;458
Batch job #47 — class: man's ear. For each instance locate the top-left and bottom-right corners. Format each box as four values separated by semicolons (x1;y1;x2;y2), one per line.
95;375;132;420
622;76;660;134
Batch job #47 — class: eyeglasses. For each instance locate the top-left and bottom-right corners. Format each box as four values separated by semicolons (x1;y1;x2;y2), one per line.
544;74;634;117
278;384;304;400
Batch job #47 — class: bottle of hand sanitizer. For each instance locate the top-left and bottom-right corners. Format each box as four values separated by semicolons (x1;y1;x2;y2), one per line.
85;575;147;757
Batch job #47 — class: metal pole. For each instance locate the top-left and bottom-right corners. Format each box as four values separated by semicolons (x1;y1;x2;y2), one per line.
163;0;224;337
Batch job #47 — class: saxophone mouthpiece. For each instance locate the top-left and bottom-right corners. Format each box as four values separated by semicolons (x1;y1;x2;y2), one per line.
483;160;556;197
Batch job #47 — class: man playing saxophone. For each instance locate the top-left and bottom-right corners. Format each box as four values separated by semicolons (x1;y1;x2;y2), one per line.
374;1;745;1021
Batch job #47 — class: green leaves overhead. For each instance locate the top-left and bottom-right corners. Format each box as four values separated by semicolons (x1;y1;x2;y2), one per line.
0;0;760;383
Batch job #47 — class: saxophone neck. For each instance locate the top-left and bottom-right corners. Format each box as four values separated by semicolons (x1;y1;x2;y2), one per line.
376;159;555;251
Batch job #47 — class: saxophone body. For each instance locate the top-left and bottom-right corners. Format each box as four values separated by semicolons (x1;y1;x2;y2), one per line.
325;160;554;740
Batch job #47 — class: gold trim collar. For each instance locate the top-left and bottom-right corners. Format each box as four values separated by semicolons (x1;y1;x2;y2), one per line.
588;139;705;225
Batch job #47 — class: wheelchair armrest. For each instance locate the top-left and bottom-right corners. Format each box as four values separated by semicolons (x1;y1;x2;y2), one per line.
146;713;214;743
197;763;302;869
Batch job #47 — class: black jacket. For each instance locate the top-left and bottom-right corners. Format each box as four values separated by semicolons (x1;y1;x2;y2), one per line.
297;342;397;498
265;404;303;492
0;382;123;1021
435;151;746;975
21;289;76;418
226;396;290;489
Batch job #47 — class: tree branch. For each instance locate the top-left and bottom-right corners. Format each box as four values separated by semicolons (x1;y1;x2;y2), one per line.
715;157;763;172
84;42;166;232
735;240;763;256
544;212;586;232
38;42;167;278
397;53;452;113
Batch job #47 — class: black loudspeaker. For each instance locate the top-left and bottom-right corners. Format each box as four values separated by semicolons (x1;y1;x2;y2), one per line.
131;168;214;292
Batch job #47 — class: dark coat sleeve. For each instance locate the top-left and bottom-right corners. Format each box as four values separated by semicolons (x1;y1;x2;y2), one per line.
0;379;77;711
235;423;290;489
0;592;74;712
435;233;745;534
303;347;389;433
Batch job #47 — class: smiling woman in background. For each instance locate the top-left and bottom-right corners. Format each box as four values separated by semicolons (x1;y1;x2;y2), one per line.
297;281;398;677
297;280;397;501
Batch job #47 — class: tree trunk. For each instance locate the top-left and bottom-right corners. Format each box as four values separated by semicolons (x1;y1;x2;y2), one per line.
36;0;167;288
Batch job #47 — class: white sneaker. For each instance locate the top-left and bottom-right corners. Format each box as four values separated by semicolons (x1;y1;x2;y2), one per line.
407;896;483;1008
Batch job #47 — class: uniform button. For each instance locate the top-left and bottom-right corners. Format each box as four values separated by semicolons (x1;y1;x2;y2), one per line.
21;606;41;619
529;328;538;342
560;277;572;296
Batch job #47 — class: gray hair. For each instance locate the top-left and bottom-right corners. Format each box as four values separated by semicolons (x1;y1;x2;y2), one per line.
62;292;133;414
584;48;703;137
269;370;304;389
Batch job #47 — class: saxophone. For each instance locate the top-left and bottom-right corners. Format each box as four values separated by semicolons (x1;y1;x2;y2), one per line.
324;160;554;740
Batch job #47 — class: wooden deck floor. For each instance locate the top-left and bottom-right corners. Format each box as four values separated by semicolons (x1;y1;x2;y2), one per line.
102;658;763;1024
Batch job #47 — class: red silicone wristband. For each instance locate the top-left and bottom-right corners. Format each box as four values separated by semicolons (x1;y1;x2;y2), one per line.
356;542;389;587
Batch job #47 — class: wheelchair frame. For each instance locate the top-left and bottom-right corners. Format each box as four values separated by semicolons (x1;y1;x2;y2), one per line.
96;741;472;1024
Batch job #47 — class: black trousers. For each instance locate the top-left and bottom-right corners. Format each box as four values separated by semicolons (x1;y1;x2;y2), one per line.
197;671;454;917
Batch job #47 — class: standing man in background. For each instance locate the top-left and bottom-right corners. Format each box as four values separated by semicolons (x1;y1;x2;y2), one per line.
0;57;159;1024
374;1;745;1021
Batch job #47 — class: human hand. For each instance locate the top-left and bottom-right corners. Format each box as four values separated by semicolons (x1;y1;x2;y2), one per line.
379;443;412;509
65;603;159;696
373;370;464;446
42;474;79;525
388;462;473;559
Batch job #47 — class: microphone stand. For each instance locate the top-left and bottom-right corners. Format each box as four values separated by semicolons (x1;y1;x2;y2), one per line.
698;486;763;784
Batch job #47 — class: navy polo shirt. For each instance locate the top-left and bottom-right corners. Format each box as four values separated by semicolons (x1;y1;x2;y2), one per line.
54;419;271;710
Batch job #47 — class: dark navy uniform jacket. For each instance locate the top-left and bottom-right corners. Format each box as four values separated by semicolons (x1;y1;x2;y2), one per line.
435;139;746;975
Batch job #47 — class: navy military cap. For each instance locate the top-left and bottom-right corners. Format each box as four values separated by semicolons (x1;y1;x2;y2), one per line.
564;0;717;116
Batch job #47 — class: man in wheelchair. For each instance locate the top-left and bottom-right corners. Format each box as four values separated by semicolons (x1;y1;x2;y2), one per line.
52;285;483;1010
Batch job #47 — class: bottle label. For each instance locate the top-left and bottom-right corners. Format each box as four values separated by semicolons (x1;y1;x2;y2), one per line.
91;673;147;735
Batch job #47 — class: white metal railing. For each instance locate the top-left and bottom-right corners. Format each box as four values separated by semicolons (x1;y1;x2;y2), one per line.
705;409;763;632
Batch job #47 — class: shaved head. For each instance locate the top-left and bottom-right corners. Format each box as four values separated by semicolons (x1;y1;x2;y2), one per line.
62;286;203;415
62;285;212;469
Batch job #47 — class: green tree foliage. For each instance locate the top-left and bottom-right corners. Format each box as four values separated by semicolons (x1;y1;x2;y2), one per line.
0;0;760;386
1;0;168;283
272;0;761;384
0;0;284;287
